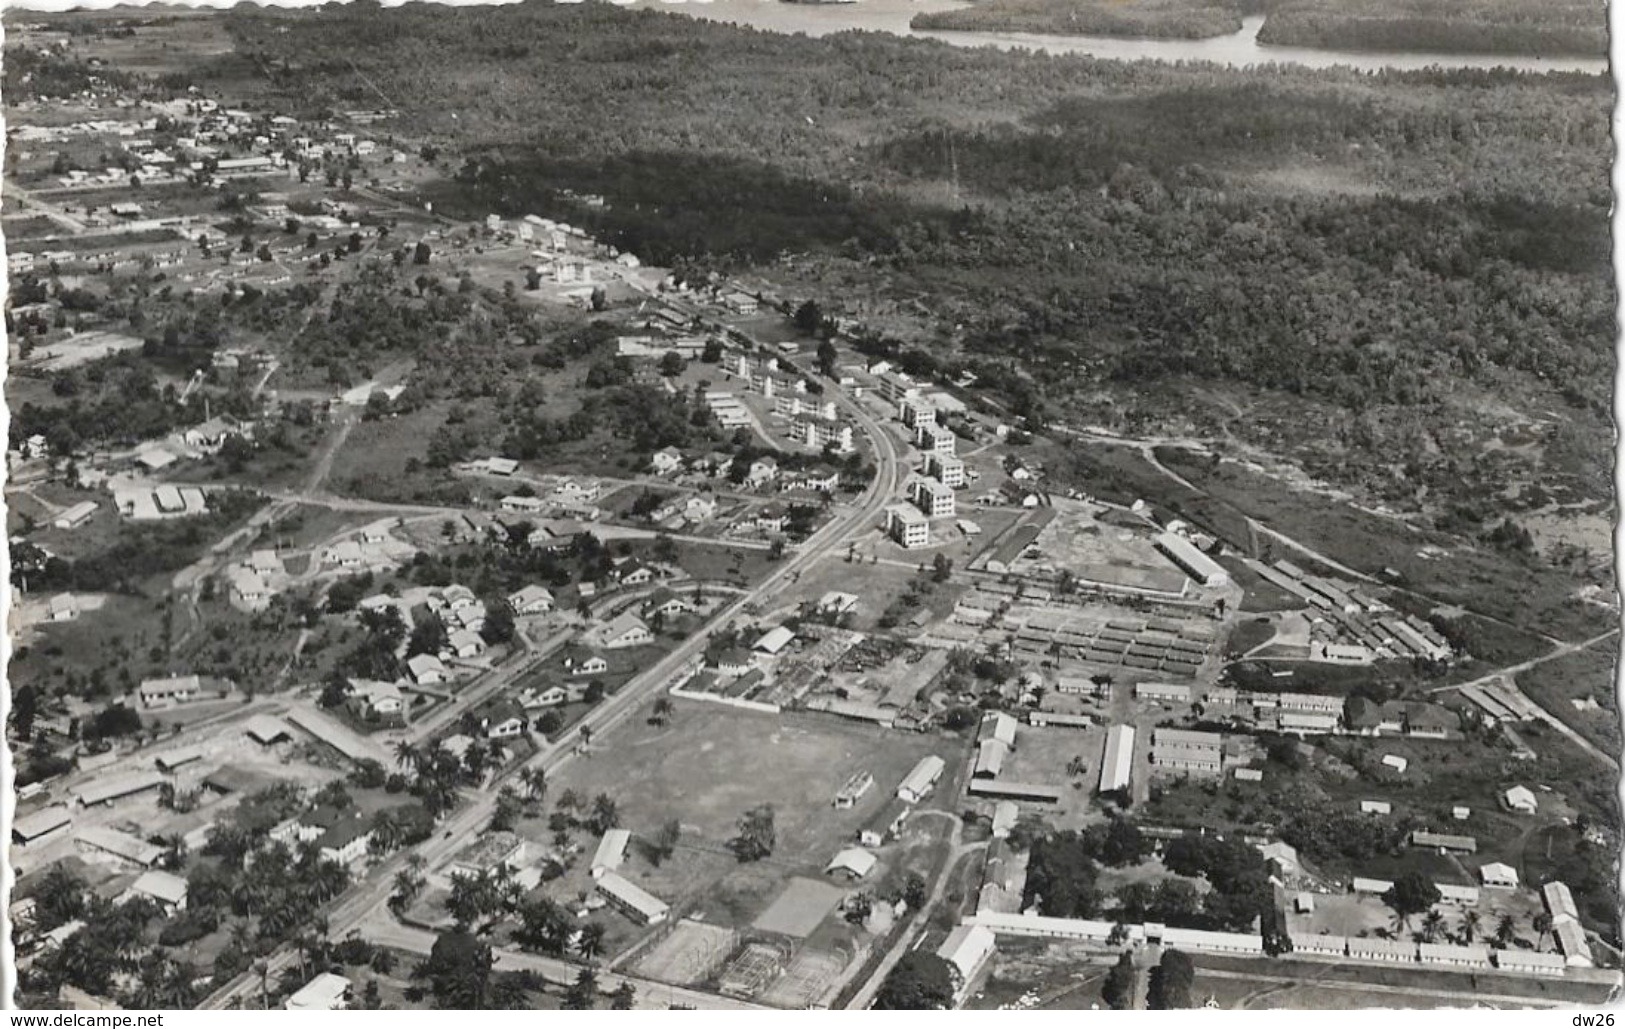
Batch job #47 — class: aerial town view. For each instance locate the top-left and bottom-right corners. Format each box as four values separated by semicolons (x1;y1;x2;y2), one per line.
2;0;1618;1013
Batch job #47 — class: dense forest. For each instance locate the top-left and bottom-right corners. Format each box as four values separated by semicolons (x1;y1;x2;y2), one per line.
912;0;1254;40
213;3;1614;519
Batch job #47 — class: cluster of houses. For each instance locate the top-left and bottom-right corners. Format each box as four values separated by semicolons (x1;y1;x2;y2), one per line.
225;548;288;612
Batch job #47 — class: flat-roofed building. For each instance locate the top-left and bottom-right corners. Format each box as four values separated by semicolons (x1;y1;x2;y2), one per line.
929;453;966;488
885;504;930;550
911;477;956;518
917;422;957;456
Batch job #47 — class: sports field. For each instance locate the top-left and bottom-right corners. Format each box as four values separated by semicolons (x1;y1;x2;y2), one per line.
546;705;968;932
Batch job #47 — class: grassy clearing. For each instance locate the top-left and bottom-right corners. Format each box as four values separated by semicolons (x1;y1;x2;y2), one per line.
1167;454;1609;644
1515;645;1619;753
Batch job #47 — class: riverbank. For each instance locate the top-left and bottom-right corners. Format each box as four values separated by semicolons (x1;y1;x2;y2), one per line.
911;0;1247;41
639;0;1608;74
908;0;1607;59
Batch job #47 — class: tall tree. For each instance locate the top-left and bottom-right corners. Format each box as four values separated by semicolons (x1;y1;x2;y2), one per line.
731;804;776;862
873;951;956;1010
1147;949;1194;1010
421;931;494;1009
1101;951;1136;1010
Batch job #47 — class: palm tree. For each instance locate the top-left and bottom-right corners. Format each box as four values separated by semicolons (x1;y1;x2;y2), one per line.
253;959;271;1010
1533;912;1553;948
577;923;607;963
519;766;547;804
1495;913;1517;948
1462;909;1481;944
393;740;421;774
1420;910;1445;943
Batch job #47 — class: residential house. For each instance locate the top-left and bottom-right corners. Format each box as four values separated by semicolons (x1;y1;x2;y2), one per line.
600;613;653;650
643;587;692;620
508;585;556;616
825;847;878;881
480;703;528;740
684;495;719;522
286;973;352;1012
124;870;188;913
347;679;403;719
755;504;790;534
1503;785;1538;814
448;629;486;659
317;816;374;866
651;447;684;475
407;653;449;686
613;559;654;587
562;647;609;677
747;458;779;488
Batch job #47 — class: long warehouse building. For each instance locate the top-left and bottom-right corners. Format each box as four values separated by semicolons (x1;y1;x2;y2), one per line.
1099;725;1135;795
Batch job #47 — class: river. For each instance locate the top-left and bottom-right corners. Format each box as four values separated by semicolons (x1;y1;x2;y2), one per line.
622;0;1609;75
